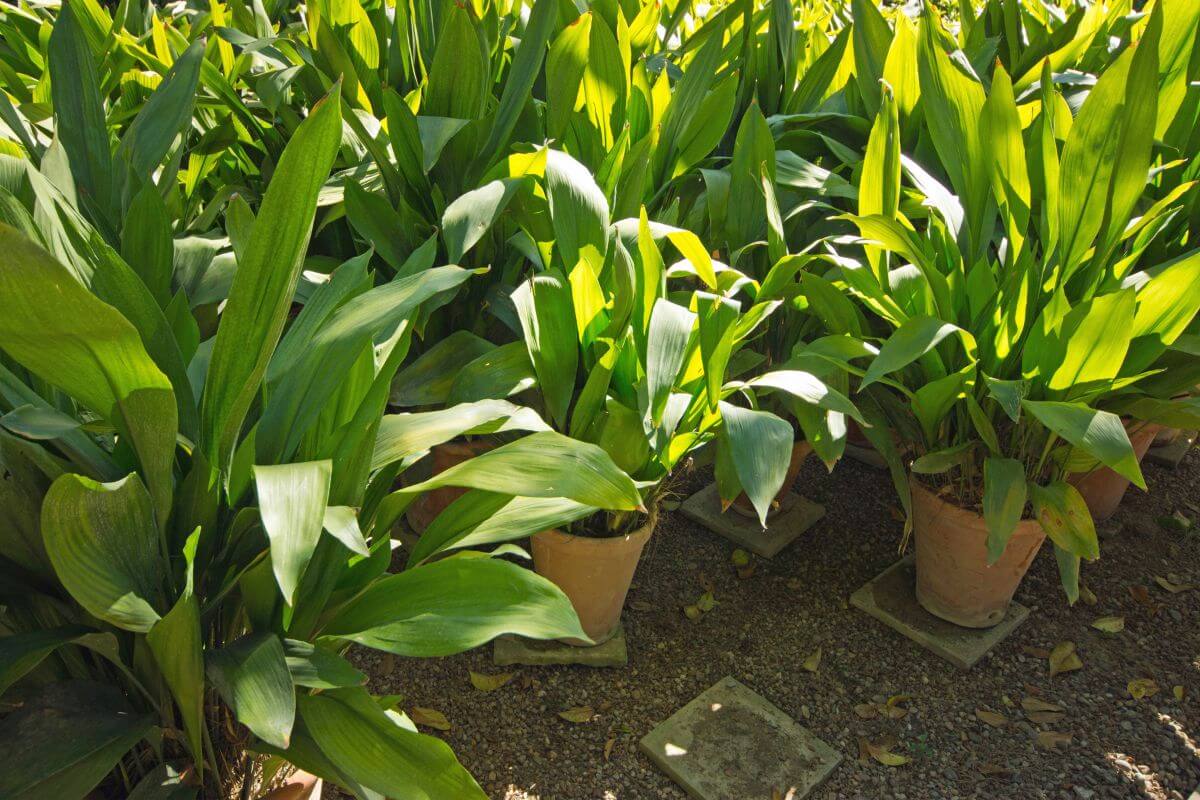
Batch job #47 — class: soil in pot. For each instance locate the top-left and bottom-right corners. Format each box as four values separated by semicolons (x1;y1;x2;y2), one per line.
729;441;812;520
911;481;1046;629
404;439;493;532
531;506;657;646
1068;422;1159;523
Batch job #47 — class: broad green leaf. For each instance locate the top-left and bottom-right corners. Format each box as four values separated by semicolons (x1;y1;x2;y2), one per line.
371;400;549;471
206;633;295;750
321;556;587;655
0;225;177;520
122;184;174;308
253;460;332;604
514;271;579;430
0;681;153;800
390;331;495;407
1030;481;1099;560
0;626;92;696
283;639;366;689
1047;289;1135;396
1123;249;1200;373
396;430;641;510
861;316;974;388
423;3;487;120
300;687;486;799
645;299;696;426
1022;401;1144;488
441;177;525;263
983;457;1027;564
545;150;610;271
42;473;164;633
322;506;370;557
199;87;342;472
719;403;793;527
749;370;866;424
117;40;205;186
910;442;975;473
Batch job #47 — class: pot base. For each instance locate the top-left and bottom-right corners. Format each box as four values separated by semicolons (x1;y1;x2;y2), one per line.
680;482;825;558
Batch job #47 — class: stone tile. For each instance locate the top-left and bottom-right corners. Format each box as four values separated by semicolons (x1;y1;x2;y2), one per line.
640;676;841;800
494;622;627;668
679;482;825;558
849;556;1029;670
1146;430;1196;469
843;442;888;470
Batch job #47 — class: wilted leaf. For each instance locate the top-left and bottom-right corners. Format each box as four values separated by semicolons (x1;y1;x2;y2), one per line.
629;600;653;612
1155;511;1192;532
1048;642;1082;677
1154;575;1195;594
737;563;757;580
1173;685;1184;701
604;737;615;761
683;604;702;620
1026;710;1066;725
1127;679;1159;700
1078;584;1098;605
858;736;909;766
802;648;822;673
1091;616;1124;634
695;591;717;612
975;709;1008;727
1021;696;1064;714
558;706;593;723
1035;730;1072;750
1022;645;1051;659
853;704;879;719
731;549;751;567
410;707;451;731
469;671;514;693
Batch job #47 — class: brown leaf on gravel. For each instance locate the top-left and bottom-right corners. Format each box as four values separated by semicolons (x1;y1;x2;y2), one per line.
1021;696;1064;714
737;563;757;579
1174;685;1185;701
858;736;909;767
558;706;594;723
469;671;514;692
1154;575;1195;593
629;600;653;612
378;653;397;677
1091;616;1124;633
1078;584;1098;605
975;709;1008;727
696;572;714;592
695;591;717;612
802;648;821;673
1036;731;1072;750
731;549;751;567
1022;645;1052;659
603;737;615;761
1128;678;1159;700
978;763;1013;777
683;604;702;620
410;707;451;731
1129;585;1162;615
853;703;879;719
1048;642;1082;677
1026;710;1066;725
884;695;910;719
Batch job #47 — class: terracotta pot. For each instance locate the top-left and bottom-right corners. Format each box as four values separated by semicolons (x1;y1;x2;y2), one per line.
911;481;1046;629
1068;422;1159;523
531;508;656;645
730;441;812;519
405;440;493;532
260;770;322;800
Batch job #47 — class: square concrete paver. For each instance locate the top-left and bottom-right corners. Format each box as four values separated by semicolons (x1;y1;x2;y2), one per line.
1146;430;1196;469
640;676;841;800
679;482;825;558
494;622;627;667
849;557;1029;670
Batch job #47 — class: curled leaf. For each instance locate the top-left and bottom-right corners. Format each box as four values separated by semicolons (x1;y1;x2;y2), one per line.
1128;678;1159;700
410;707;451;731
1048;642;1082;677
1021;696;1064;714
1154;575;1195;594
858;736;909;766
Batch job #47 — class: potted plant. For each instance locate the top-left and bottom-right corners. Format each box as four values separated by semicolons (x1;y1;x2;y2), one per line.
832;11;1200;626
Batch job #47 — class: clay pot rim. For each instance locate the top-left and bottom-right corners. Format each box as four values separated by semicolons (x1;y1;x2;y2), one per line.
535;504;658;546
909;477;1041;527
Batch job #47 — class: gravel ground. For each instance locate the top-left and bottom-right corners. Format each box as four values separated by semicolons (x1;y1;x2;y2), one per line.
349;446;1200;800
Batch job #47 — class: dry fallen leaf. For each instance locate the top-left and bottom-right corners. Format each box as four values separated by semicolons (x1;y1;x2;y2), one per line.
1048;642;1083;677
1022;645;1052;659
629;600;653;612
1078;584;1098;606
802;648;822;673
1154;575;1195;594
1035;730;1072;750
558;706;594;723
683;604;701;620
695;591;717;612
858;736;909;767
731;549;751;567
1128;678;1159;700
1026;710;1066;725
978;763;1013;777
1129;585;1162;615
1091;616;1125;634
853;703;879;719
975;709;1008;727
603;737;615;761
410;707;451;731
786;577;803;591
737;563;757;579
1021;696;1064;714
469;671;514;693
1174;685;1185;701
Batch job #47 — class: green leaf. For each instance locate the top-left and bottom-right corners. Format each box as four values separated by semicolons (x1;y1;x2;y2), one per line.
122;184;174;308
983;457;1028;564
42;473;164;633
283;639;366;689
146;529;204;771
0;681;153;800
396;430;641;510
1030;481;1099;560
860;316;973;388
0;225;177;521
206;632;295;750
910;442;975;474
0;626;92;696
545;149;610;271
199;87;342;472
645;299;696;426
321;505;370;557
1046;290;1136;396
390;331;495;407
117;41;205;187
423;2;487;120
719;403;793;527
748;370;866;423
1124;249;1200;373
441;177;526;263
372;400;550;471
1022;401;1144;489
299;687;486;799
253;460;332;604
514;271;579;430
321;556;587;656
